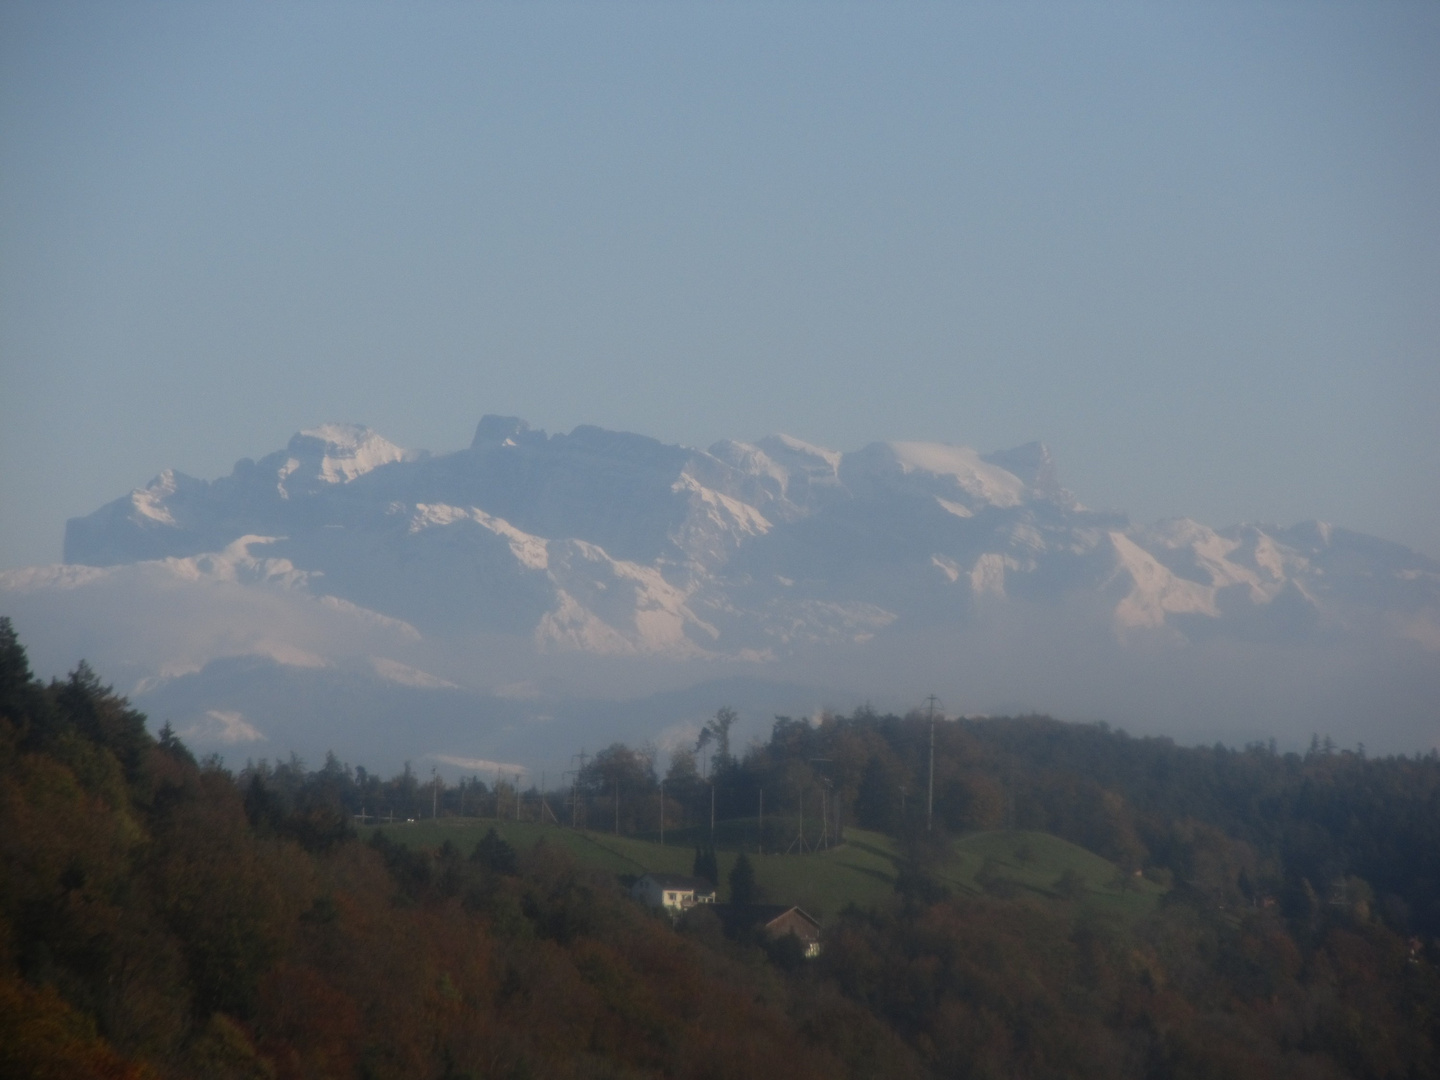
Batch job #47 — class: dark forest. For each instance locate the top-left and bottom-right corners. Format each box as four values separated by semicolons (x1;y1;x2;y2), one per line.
3;616;1438;1079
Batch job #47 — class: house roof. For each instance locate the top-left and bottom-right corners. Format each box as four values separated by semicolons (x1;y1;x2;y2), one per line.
716;904;821;933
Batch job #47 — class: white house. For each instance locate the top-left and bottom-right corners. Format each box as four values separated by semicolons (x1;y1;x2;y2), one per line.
630;873;717;914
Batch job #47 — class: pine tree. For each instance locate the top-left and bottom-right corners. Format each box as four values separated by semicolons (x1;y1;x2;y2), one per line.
693;846;718;886
728;850;759;905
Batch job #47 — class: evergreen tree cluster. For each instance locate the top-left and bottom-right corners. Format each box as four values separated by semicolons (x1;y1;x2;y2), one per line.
692;845;718;886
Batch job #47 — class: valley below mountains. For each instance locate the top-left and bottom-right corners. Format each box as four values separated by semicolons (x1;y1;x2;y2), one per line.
4;418;1437;768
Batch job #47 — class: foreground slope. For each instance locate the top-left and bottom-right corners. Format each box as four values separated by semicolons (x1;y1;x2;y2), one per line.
5;627;1439;1079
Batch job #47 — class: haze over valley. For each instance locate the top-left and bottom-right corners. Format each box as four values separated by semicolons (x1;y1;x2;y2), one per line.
4;416;1435;773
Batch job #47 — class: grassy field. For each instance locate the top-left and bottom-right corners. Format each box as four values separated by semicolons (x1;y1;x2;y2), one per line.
360;819;1164;920
946;830;1163;918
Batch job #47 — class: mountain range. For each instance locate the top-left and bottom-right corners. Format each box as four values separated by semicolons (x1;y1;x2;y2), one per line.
4;418;1436;769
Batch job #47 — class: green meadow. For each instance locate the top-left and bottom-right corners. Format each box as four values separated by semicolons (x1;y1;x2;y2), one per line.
362;819;1164;920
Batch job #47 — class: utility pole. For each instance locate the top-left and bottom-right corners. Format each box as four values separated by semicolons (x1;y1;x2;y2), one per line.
659;779;665;846
925;695;939;833
806;759;832;851
432;768;439;820
569;750;588;831
823;783;835;852
577;750;588;831
787;788;806;854
710;781;715;842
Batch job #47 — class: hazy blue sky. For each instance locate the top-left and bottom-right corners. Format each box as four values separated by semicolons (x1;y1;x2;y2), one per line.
2;2;1437;569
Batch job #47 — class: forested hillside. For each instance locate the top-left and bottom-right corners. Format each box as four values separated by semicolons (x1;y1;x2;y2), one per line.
3;616;1439;1078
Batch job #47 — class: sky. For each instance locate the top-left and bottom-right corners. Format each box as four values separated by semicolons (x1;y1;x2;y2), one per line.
2;1;1437;570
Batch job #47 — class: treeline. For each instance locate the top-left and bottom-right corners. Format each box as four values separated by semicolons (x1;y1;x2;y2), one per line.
5;616;1440;1078
607;706;1440;936
305;700;1440;939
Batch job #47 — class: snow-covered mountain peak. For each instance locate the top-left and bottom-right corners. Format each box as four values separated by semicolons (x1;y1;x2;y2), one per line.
707;434;843;512
281;424;410;487
706;440;790;491
131;469;189;525
843;441;1028;508
755;434;843;476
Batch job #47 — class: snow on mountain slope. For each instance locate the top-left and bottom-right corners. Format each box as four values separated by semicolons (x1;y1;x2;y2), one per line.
1134;519;1290;602
966;552;1014;597
62;468;215;563
750;434;844;505
761;433;843;475
409;504;550;570
703;433;847;520
1107;530;1221;629
884;441;1029;507
62;424;415;566
668;472;773;567
270;423;414;495
537;538;716;656
981;441;1071;503
38;416;1440;680
838;441;1028;510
